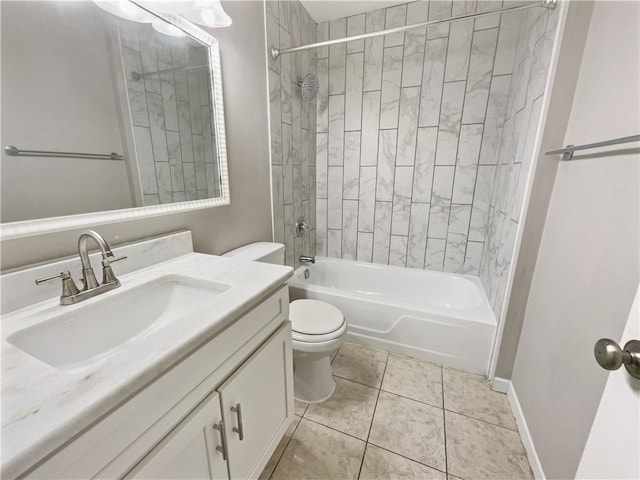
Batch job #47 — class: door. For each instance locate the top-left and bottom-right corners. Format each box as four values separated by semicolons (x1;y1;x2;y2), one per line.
218;323;294;480
576;287;640;478
127;391;229;480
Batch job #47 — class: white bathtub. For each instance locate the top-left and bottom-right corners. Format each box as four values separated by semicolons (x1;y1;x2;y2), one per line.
288;257;497;374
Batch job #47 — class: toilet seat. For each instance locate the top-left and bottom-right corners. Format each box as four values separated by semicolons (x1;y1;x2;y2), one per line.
290;299;345;343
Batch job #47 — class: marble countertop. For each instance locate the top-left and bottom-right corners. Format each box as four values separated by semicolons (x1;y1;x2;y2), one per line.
1;253;292;478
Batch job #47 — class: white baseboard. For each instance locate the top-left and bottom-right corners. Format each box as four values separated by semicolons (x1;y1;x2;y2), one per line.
507;382;546;480
491;376;510;393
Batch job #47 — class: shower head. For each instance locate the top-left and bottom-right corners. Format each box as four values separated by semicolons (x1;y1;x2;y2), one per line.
298;73;319;102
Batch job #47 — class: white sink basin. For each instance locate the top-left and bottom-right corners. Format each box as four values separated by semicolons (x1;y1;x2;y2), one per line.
7;275;229;370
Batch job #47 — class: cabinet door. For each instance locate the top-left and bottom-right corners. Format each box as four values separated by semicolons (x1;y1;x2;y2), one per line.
219;323;294;479
127;391;229;480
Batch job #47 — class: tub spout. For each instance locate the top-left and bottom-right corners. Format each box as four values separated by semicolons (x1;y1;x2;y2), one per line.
300;255;316;264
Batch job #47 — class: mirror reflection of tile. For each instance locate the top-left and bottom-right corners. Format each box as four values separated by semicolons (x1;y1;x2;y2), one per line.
120;22;220;206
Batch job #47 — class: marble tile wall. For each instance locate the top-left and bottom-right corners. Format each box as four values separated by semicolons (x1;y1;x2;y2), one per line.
120;27;220;205
266;0;318;267
314;0;522;277
479;5;559;321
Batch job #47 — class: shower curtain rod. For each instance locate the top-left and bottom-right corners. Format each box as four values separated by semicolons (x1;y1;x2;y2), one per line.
131;64;208;81
270;0;557;60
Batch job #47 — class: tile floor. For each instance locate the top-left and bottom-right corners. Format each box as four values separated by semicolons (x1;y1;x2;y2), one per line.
260;342;533;480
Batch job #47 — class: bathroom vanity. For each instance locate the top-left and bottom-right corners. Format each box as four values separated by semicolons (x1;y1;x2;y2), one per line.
1;232;294;479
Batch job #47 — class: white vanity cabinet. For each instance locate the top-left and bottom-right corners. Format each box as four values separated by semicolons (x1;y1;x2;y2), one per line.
128;324;292;480
23;286;293;480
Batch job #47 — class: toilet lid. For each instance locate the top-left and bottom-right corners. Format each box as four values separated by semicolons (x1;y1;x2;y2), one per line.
290;299;344;336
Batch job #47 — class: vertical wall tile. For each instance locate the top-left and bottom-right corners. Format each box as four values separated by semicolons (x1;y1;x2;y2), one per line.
316;132;328;198
357;232;374;262
376;129;397;201
266;12;281;74
401;0;428;87
444;19;474;82
475;1;501;30
316;58;329;132
494;11;523;75
452;124;483;204
418;37;447;127
384;4;407;47
427;1;452;39
272;166;285;243
479;75;511;165
269;70;282;165
328;94;345;165
406;203;430;269
360;91;381;165
391;167;414;236
372;202;392;264
363;9;385;91
133;126;157;195
345;53;364;131
396;87;421;166
342;200;359;259
317;22;329;59
462;28;499;124
428;166;455;238
469;165;496;242
327;166;343;229
389;235;408;266
346;14;366;54
328;229;342;257
444;204;471;273
329;18;347;95
280;28;292;124
284;205;295;266
463;241;484;275
282;123;293;204
435;81;466;165
316;198;328;256
380;46;404;129
343;132;361;200
425;238;446;270
358;166;377;232
412;127;438;202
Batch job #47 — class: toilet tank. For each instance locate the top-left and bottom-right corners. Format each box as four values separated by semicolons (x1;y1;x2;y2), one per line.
222;242;285;265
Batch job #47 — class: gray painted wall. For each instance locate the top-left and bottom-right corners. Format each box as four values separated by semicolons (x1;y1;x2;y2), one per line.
0;1;273;272
0;2;133;222
495;1;594;379
510;2;640;477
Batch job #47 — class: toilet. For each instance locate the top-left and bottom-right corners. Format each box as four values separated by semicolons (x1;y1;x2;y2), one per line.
223;242;346;403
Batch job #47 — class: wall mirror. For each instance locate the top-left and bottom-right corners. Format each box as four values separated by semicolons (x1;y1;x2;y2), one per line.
0;0;229;240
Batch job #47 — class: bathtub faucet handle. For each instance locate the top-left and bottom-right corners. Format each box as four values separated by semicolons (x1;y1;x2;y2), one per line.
296;217;311;237
300;255;316;265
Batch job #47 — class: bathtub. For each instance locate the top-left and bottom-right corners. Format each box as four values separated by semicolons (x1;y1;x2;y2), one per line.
288;257;497;374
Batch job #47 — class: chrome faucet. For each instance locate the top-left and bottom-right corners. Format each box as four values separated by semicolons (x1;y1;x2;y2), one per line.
299;255;316;265
35;230;127;305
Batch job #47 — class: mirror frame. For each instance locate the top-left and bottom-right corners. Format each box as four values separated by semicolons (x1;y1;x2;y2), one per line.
0;6;230;241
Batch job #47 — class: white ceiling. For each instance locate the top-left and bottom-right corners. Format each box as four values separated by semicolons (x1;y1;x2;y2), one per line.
300;0;408;23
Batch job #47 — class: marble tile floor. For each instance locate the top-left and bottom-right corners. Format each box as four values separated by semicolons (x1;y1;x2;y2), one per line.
260;342;532;480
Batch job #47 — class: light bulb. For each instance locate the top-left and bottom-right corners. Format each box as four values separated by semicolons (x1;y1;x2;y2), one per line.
152;18;187;36
183;0;231;27
93;0;155;23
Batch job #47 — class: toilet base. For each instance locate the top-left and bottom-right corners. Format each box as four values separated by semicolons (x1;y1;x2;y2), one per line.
293;352;336;403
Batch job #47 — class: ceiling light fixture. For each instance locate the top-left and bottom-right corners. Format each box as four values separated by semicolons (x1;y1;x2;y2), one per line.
93;0;155;22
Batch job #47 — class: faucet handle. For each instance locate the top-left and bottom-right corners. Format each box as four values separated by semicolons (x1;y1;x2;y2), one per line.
102;255;127;266
36;270;73;285
35;271;80;299
101;255;126;285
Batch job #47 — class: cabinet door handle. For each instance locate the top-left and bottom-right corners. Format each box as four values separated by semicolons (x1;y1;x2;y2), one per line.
212;420;228;460
230;403;244;441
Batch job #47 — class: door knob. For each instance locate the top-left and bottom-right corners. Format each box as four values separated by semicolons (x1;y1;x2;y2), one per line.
594;338;640;379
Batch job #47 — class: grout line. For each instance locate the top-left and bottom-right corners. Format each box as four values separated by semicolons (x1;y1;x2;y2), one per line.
365;442;449;477
266;414;303;480
442;365;449;475
356;351;389;479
